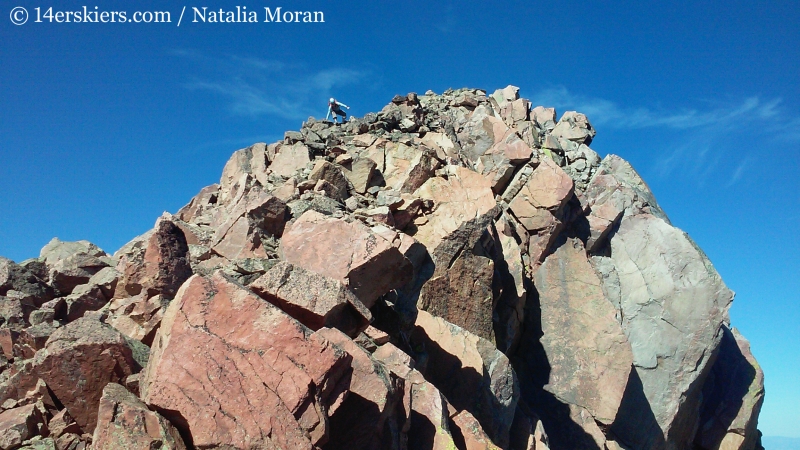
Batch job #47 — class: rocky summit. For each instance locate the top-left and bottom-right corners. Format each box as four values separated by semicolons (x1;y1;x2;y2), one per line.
0;85;764;450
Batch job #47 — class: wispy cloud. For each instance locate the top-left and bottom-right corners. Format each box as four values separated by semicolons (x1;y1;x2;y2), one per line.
173;50;370;121
727;157;753;187
531;86;793;134
529;86;800;186
435;5;457;34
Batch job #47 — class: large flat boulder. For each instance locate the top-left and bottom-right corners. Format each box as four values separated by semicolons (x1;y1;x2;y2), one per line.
280;210;412;308
532;238;633;425
270;142;310;178
593;214;733;449
141;272;352;449
250;262;372;337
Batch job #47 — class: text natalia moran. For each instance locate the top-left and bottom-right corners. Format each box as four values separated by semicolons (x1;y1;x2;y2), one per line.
192;6;324;23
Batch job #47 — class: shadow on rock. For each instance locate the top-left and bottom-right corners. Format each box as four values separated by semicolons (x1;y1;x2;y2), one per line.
409;409;437;450
609;367;667;449
411;324;506;446
510;281;602;450
324;391;384;450
693;325;762;450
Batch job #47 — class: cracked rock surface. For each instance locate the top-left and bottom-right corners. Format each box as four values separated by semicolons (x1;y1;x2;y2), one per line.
0;85;763;450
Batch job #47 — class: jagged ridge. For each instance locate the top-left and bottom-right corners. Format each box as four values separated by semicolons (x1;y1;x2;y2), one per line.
0;85;763;450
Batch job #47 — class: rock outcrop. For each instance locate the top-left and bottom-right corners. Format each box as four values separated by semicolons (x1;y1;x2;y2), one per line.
32;317;143;433
141;272;351;449
92;383;186;450
0;85;763;450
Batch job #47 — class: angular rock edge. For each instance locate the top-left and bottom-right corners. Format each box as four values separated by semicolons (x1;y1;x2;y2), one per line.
0;85;763;450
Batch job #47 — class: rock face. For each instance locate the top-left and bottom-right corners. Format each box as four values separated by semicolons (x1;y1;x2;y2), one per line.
33;317;143;433
694;327;764;450
594;214;733;449
250;262;372;337
280;210;412;308
412;310;519;448
92;383;186;450
0;85;764;450
141;272;352;449
533;238;633;425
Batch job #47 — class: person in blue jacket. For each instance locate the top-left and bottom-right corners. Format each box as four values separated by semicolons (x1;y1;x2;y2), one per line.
326;98;350;123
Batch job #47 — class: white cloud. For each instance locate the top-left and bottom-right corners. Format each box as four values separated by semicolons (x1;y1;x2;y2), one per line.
727;157;752;187
530;86;792;133
529;86;799;186
174;50;369;121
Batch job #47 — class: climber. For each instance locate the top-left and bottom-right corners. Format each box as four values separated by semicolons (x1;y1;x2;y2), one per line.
326;98;350;123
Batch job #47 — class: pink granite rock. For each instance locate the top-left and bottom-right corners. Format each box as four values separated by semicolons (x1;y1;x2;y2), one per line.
105;293;166;346
314;327;404;450
33;317;141;432
451;409;502;450
308;160;350;201
412;166;498;265
92;383;186;450
412;310;518;448
250;262;372;337
270;142;311;178
533;238;633;425
141;272;352;449
280;211;412;308
115;216;192;300
0;404;46;450
508;157;574;263
211;189;287;260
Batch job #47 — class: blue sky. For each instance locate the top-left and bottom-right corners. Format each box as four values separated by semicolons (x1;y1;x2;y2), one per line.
2;0;798;438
